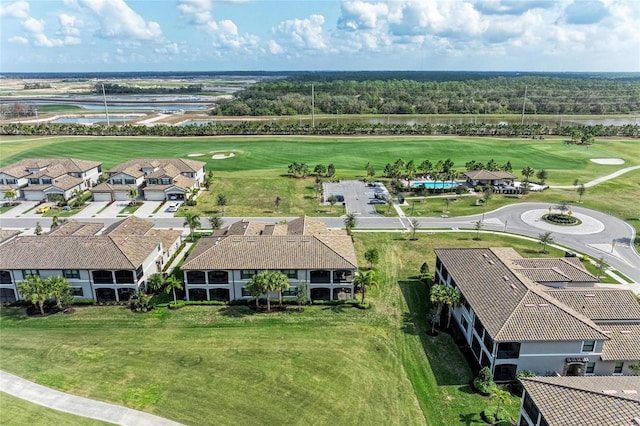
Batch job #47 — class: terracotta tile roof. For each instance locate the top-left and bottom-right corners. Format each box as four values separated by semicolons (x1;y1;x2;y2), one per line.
146;163;182;179
543;288;640;322
92;182;135;192
0;158;101;179
520;376;640;426
599;324;640;361
182;235;357;271
0;235;160;270
220;217;345;237
48;221;104;236
464;170;516;181
510;258;597;283
145;229;182;253
0;230;19;244
434;248;607;342
108;158;205;175
103;216;153;236
29;163;68;179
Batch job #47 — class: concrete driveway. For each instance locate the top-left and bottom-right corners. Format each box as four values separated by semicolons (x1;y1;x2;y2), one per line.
133;201;162;218
0;201;39;219
75;201;109;218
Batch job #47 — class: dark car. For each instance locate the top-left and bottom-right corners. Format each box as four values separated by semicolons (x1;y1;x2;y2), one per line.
368;198;386;204
335;195;344;202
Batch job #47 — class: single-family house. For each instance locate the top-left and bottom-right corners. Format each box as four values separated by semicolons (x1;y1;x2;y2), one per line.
518;376;640;426
0;217;182;303
181;216;358;302
0;158;102;201
433;247;640;381
92;158;206;202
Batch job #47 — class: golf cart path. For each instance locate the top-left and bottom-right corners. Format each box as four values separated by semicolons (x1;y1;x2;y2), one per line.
0;370;183;426
550;165;640;189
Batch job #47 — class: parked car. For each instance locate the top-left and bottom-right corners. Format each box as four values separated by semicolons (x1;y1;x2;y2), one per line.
335;195;344;202
166;202;181;212
368;199;386;204
35;205;51;214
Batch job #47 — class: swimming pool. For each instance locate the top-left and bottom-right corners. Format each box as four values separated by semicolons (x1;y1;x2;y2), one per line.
411;181;459;189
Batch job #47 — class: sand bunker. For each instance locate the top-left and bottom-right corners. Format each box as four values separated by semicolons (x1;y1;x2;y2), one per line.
212;152;236;160
590;158;625;165
187;153;203;157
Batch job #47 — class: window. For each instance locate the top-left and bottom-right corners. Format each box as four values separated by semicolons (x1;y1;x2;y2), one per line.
22;269;39;277
63;269;80;279
147;178;158;185
160;178;171;185
522;393;539;425
241;270;257;280
241;287;252;297
124;179;135;184
282;287;297;297
614;362;624;374
29;178;39;184
582;340;596;352
281;269;298;279
497;342;521;359
92;270;113;284
208;270;228;284
494;364;517;381
115;270;135;284
6;178;17;184
460;316;469;333
186;271;206;284
585;362;595;374
72;287;84;297
135;266;143;281
473;316;485;339
310;270;330;283
0;270;12;284
111;178;123;185
42;178;52;184
483;332;494;353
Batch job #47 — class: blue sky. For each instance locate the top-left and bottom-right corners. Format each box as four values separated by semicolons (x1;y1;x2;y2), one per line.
1;0;639;73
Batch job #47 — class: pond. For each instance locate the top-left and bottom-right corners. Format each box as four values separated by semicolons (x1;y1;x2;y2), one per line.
52;116;138;124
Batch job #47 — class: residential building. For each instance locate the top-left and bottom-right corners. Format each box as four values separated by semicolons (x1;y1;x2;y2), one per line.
0;217;182;303
181;216;358;302
518;376;640;426
0;158;102;201
433;247;640;381
464;170;516;187
92;158;206;201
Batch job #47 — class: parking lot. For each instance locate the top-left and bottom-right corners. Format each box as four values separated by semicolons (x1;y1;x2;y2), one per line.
323;180;391;217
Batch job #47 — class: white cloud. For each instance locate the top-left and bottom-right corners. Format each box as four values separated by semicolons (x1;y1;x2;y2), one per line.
154;42;180;54
8;35;29;44
268;39;283;54
77;0;162;40
59;13;80;36
0;0;30;19
338;1;388;30
32;33;65;47
273;14;328;51
22;17;45;34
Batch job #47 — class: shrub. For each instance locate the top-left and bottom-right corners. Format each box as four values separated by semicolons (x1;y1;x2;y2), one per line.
512;370;536;394
130;291;153;312
72;299;96;306
481;406;510;425
474;367;497;395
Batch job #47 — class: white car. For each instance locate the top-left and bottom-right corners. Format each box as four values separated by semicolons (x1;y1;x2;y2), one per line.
166;202;181;212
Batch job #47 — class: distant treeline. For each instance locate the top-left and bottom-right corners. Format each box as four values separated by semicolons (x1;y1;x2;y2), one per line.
2;121;638;138
94;83;204;95
23;82;51;90
214;76;640;116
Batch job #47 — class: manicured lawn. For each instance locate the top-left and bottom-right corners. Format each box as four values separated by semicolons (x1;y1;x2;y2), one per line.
0;392;110;426
0;232;568;425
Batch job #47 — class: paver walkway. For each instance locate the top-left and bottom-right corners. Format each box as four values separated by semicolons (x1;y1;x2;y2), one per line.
549;165;640;188
0;370;183;426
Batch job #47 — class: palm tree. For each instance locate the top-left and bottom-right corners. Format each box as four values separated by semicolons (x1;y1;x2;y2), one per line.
577;184;586;203
127;187;138;206
164;276;183;306
474;220;483;240
146;272;166;293
209;216;223;230
183;212;201;242
521;166;535;194
445;287;461;328
344;213;357;234
17;275;49;316
538;231;554;254
247;271;269;310
353;270;378;303
72;188;85;207
269;271;290;307
46;276;71;310
491;388;511;420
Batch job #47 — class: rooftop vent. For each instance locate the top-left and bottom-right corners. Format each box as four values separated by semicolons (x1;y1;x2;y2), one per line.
623;390;638;395
585;294;596;297
602;330;612;334
620;330;631;334
510;284;516;289
488;260;495;265
524;303;535;307
602;389;617;395
538;303;549;307
482;254;488;258
503;276;510;281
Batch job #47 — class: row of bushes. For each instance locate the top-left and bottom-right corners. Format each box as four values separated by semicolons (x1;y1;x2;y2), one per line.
159;298;371;310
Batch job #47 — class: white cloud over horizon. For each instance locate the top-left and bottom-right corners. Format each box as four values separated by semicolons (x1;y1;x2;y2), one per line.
1;0;638;72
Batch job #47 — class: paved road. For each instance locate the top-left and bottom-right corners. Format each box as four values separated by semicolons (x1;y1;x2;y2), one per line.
1;203;638;283
0;370;183;426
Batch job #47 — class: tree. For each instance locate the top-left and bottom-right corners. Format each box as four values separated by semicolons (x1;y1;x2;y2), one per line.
327;194;338;212
573;178;580;189
269;271;290;307
216;193;227;215
327;163;336;178
536;169;548;185
34;222;42;235
491;388;511;419
365;163;375;181
577;183;586;203
364;248;379;269
203;170;214;189
3;188;17;206
344;213;357;234
430;284;460;331
353;270;378;303
556;201;570;215
474;220;483;240
521;166;535;194
419;262;430;281
473;367;497;394
146;272;166;293
247;270;276;311
187;187;199;203
313;164;327;176
183;212;201;241
17;275;49;316
72;188;85;207
481;188;492;222
47;276;72;310
538;231;554;254
409;218;419;240
164;276;183;306
51;215;60;230
274;196;281;213
209;216;223;230
127;187;138;205
296;281;310;307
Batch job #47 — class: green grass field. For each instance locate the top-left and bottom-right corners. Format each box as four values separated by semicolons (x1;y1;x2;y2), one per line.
0;392;110;426
0;232;563;425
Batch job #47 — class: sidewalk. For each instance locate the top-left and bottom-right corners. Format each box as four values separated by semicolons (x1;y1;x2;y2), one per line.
0;370;183;426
